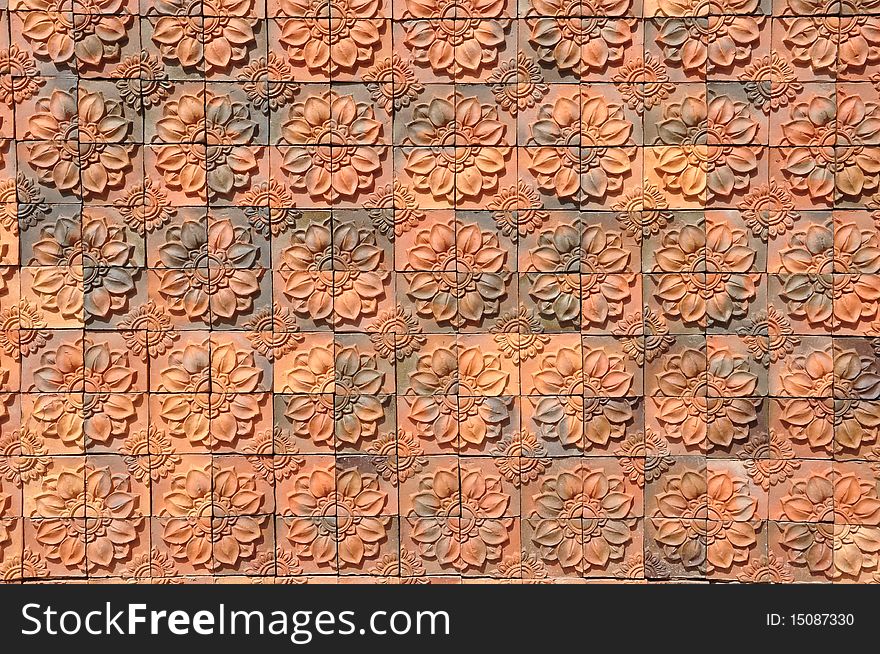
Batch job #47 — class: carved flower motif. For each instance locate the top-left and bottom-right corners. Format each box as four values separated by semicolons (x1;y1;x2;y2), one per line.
488;51;549;114
123;550;180;584
0;429;49;484
371;549;427;582
407;346;510;449
367;431;428;484
285;344;385;447
655;94;760;201
113;52;173;109
237;53;298;113
782;7;880;75
780;349;880;453
406;222;507;327
0;551;49;582
655;347;759;450
122;427;180;483
738;181;798;241
737;554;794;583
162;465;264;569
368;305;426;361
158;218;261;320
364;55;424;112
241;182;299;237
529;464;634;573
408;467;512;571
118;301;178;359
28;89;132;197
740;430;800;491
526;0;634;75
152;0;257;72
615;429;675;485
491;305;550;363
245;306;302;361
532;346;633;450
612;184;673;244
282;90;382;201
493;553;550;581
21;0;132;67
653;223;757;327
159;340;262;445
156;91;258;199
529;92;635;201
242;428;304;483
0;300;49;357
281;222;386;325
652;470;759;572
613;308;675;365
491;432;551;485
114;178;176;234
488;181;549;239
35;465;140;572
737;307;799;366
280;0;383;74
406;94;511;201
403;0;509;75
0;46;44;104
738;52;802;115
612;54;675;115
655;0;763;74
778;472;880;579
365;181;424;237
287;465;389;566
780;94;880;201
779;221;880;329
32;337;137;445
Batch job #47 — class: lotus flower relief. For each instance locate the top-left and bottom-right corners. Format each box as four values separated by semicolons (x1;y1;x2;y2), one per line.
158;218;262;321
29;215;85;319
27;88;132;197
655;347;759;451
20;0;132;67
287;465;390;567
528;223;636;328
31;337;137;446
405;94;511;201
34;464;140;572
162;465;265;570
780;349;880;453
652;470;759;572
280;0;384;75
280;222;387;326
407;467;513;571
528;464;634;573
528;92;635;202
782;0;880;75
159;340;263;445
407;345;511;450
155;90;258;200
405;222;507;328
151;0;258;72
780;93;880;202
402;0;510;76
652;223;757;328
778;221;880;330
282;91;383;202
654;94;760;201
655;0;764;75
285;344;386;447
530;346;633;451
526;0;635;76
777;471;880;579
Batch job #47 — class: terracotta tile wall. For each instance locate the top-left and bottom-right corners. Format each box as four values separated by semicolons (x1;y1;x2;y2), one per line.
0;0;878;583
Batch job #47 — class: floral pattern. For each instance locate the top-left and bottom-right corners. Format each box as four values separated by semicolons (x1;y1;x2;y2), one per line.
3;0;880;585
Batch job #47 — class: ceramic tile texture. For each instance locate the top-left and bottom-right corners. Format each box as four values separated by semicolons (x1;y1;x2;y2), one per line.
1;0;880;584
